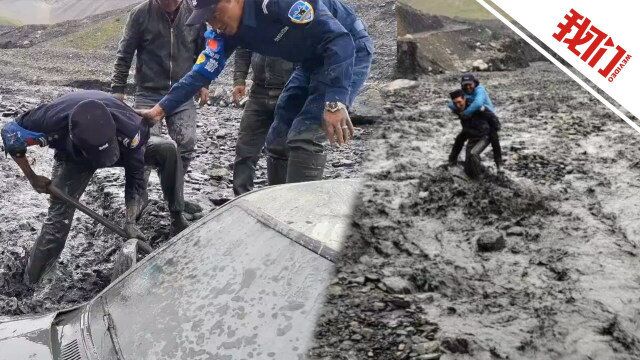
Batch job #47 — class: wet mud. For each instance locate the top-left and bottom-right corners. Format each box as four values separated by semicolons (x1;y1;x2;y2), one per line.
309;62;640;359
0;0;395;318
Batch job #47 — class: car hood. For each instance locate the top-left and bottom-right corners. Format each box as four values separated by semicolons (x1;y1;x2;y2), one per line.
0;312;56;360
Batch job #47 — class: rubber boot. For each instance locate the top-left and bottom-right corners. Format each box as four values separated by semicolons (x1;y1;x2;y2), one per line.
171;212;190;235
24;250;57;285
267;156;288;186
286;151;327;183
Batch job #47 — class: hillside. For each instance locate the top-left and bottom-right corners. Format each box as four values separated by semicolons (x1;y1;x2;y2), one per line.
0;0;141;24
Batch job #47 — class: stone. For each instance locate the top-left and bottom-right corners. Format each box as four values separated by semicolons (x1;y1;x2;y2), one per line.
506;226;526;236
413;341;440;355
381;276;415;294
475;230;506;252
382;79;420;93
208;168;230;181
472;59;489;71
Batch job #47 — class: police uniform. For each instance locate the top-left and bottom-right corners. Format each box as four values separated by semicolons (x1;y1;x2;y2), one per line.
1;90;186;283
158;0;374;184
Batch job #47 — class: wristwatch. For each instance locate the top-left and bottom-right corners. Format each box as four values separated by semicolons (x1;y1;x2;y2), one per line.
325;101;346;113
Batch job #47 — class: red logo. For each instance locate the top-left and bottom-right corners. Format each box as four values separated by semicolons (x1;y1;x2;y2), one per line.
207;38;219;51
553;9;632;83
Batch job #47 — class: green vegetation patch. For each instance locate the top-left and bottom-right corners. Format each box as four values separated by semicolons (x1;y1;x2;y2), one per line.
399;0;494;21
59;15;126;51
0;15;22;26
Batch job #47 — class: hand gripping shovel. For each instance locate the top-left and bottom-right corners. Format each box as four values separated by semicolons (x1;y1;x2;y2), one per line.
47;184;152;281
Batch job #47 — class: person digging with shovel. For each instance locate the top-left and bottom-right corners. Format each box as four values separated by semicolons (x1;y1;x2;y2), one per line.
1;90;189;285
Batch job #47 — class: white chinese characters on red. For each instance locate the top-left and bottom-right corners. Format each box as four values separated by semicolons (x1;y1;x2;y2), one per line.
553;9;632;82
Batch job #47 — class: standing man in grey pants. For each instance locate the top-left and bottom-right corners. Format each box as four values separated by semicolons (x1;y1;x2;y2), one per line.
231;48;294;195
111;0;207;213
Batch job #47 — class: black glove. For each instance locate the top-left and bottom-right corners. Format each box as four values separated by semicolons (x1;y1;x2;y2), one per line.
29;175;51;194
125;198;147;240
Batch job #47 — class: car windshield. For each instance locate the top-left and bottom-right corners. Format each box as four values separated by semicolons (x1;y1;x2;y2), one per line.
87;205;334;359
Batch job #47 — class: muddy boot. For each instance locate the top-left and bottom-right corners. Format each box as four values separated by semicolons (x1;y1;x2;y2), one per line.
267;156;288;186
183;200;202;215
286;151;327;183
171;212;190;235
24;252;58;286
464;154;483;179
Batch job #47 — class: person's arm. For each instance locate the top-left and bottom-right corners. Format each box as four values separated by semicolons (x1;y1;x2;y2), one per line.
232;48;252;103
112;8;143;96
1;121;51;193
233;48;252;86
265;1;355;145
145;30;235;121
462;86;488;117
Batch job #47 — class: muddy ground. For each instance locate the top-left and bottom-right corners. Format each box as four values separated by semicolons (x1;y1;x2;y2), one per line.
0;0;395;318
309;61;640;359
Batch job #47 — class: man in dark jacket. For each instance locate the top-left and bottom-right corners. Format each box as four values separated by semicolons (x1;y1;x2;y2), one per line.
1;90;188;284
448;89;502;178
231;48;294;195
112;0;207;178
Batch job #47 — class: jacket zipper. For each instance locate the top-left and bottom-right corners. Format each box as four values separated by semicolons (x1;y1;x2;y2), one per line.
170;27;174;87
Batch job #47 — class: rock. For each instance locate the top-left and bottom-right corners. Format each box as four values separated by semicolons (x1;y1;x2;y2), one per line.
475;230;506;252
332;159;355;168
381;276;415;294
382;79;419;93
506;226;526;236
209;196;231;207
440;337;469;354
215;130;228;139
413;340;440;355
472;59;489;71
415;354;441;360
208;168;230;181
350;87;385;125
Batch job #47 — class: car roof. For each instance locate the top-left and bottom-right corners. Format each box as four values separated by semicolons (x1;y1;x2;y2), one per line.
233;178;360;255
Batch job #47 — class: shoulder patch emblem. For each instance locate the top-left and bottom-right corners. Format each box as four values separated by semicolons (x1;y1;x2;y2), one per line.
196;53;206;64
130;132;140;148
288;1;314;24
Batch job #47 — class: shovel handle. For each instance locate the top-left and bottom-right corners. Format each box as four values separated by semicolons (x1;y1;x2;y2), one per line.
48;184;129;239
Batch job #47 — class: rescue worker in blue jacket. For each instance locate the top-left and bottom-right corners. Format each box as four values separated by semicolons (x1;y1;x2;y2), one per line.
448;73;502;168
137;0;374;184
1;90;189;284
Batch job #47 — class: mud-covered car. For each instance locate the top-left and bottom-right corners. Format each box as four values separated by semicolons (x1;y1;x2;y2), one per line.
0;179;359;360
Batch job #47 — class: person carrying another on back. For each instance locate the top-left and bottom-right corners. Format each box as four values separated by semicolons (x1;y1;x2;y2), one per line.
448;73;502;170
447;89;502;178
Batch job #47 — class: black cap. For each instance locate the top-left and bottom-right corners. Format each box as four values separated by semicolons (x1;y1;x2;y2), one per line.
69;99;120;167
461;73;478;86
187;0;218;25
450;89;465;99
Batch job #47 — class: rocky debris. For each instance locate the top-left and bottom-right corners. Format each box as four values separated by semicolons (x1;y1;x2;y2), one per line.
350;86;386;125
310;61;640;359
397;1;444;37
396;4;538;77
0;0;389;318
383;79;420;93
380;276;415;294
475;230;506;252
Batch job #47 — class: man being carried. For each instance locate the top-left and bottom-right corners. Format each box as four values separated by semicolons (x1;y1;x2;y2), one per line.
448;73;502;170
1;90;188;284
138;0;374;184
448;89;502;178
112;0;207;214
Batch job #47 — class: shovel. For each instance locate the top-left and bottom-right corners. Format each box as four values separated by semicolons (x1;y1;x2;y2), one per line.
47;184;152;280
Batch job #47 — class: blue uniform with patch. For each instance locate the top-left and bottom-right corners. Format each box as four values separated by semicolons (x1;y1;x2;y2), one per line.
159;0;373;163
1;90;150;203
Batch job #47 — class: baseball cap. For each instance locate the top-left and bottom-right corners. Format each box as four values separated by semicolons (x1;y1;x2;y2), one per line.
460;73;478;86
69;99;120;167
187;0;218;25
